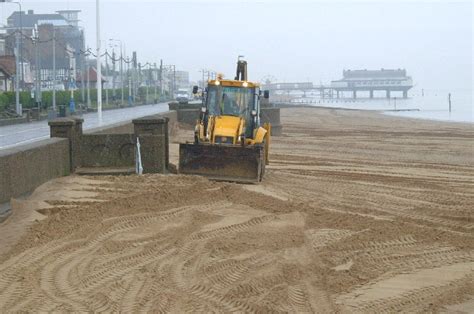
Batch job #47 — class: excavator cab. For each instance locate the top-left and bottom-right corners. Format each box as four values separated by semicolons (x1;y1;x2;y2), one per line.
179;59;270;183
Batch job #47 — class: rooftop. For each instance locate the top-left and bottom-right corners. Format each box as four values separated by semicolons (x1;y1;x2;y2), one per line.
342;69;409;79
0;55;16;77
56;10;82;13
76;67;106;83
7;10;67;28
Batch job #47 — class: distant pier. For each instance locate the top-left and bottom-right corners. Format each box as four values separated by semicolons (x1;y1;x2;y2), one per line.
262;68;414;101
331;69;413;99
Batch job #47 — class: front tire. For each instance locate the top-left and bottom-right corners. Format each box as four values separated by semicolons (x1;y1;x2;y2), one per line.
259;140;266;181
240;135;246;147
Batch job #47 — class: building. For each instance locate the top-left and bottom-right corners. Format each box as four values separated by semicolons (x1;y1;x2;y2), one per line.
0;28;6;56
331;69;413;98
76;66;106;90
0;55;16;91
2;10;85;90
174;70;189;89
56;10;81;27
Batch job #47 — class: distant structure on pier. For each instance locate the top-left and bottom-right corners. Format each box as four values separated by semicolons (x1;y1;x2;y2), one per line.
331;69;413;99
261;82;313;91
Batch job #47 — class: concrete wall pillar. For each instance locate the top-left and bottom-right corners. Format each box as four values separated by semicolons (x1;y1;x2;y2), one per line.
370;90;374;98
352;90;357;99
260;97;271;108
48;118;77;172
261;107;282;136
177;109;200;125
72;117;84;137
133;117;169;173
336;90;340;99
403;90;408;98
71;117;84;172
168;101;179;111
386;90;391;98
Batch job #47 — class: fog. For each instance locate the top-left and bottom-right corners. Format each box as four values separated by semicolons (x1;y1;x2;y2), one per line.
1;0;472;91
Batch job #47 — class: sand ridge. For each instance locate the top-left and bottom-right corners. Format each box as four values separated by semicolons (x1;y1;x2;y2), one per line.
0;107;472;312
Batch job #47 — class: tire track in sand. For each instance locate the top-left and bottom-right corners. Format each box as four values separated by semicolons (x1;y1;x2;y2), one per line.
337;262;474;312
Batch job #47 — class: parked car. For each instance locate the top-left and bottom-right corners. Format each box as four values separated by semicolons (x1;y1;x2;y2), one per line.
175;89;190;103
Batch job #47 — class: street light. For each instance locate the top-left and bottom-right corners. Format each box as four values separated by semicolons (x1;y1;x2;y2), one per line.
200;69;215;89
109;38;124;106
52;26;56;112
96;0;102;121
68;25;86;106
127;56;132;106
57;24;84;114
0;0;22;115
32;24;41;112
165;65;176;97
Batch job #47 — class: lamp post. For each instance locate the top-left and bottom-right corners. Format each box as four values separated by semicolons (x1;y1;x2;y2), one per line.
107;43;116;104
200;69;205;90
52;26;56;112
164;64;176;99
131;51;138;104
200;69;213;89
105;48;108;107
65;24;85;109
69;40;78;113
96;0;102;120
86;55;91;108
110;47;116;103
141;63;150;104
127;56;132;106
33;24;41;112
153;63;158;103
14;25;20;115
109;39;123;106
159;59;163;100
173;65;176;98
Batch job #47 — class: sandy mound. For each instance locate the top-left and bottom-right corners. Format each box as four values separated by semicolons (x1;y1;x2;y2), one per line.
0;107;472;312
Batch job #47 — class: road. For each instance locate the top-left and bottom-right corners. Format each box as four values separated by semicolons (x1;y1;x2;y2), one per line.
0;103;168;150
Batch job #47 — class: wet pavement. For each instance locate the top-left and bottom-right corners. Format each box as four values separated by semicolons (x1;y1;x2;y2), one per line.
0;103;168;150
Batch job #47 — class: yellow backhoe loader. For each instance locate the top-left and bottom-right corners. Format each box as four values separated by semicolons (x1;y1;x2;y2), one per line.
179;58;271;183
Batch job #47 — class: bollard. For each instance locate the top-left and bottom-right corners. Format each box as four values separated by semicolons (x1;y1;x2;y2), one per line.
448;93;452;113
136;138;143;175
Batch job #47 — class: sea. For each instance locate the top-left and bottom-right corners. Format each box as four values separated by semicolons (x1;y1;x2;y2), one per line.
290;89;473;124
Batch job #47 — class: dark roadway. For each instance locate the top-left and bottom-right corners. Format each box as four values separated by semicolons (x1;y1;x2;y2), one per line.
0;103;168;150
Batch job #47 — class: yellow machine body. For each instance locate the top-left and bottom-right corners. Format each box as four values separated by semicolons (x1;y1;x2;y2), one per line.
179;60;271;182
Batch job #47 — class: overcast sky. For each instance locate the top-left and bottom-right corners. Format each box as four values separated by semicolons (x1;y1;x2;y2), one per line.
0;0;472;90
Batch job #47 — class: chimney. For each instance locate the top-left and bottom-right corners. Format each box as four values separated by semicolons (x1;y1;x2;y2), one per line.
28;10;34;15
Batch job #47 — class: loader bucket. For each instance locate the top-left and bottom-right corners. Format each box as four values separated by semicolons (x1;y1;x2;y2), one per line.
179;143;265;183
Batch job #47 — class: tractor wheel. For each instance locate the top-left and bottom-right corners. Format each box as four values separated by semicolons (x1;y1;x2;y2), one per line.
260;139;267;181
240;135;246;147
